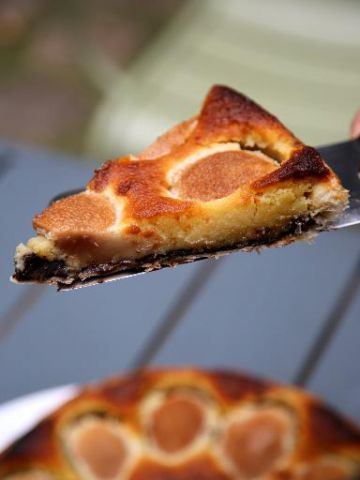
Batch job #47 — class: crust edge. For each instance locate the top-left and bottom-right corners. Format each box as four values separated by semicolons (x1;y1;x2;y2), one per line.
13;214;327;290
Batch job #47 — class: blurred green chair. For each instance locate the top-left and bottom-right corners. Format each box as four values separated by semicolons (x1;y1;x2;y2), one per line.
86;0;360;158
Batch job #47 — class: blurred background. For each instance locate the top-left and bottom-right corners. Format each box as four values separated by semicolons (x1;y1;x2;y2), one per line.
1;0;360;157
1;0;360;428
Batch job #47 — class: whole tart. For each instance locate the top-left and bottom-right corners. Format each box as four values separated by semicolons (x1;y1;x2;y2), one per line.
0;368;359;480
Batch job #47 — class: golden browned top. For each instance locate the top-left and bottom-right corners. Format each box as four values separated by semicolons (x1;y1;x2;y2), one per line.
88;156;192;219
0;368;359;480
33;85;335;236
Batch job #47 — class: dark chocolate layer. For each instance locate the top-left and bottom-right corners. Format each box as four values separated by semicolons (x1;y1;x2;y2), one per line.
14;217;319;290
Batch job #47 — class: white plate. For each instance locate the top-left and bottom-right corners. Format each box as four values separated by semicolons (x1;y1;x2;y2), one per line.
0;385;78;453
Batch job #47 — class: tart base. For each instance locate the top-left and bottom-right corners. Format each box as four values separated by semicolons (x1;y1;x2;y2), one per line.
12;214;328;290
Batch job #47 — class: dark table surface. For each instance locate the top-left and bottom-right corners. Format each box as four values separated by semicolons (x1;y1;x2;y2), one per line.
1;141;359;422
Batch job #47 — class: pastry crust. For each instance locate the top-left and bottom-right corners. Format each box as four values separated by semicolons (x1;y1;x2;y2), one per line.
13;85;348;288
0;368;359;480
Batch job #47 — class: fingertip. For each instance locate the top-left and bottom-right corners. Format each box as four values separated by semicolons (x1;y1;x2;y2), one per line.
350;110;360;139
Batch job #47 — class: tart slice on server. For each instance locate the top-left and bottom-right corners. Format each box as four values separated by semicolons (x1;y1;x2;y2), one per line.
0;368;359;480
13;85;348;289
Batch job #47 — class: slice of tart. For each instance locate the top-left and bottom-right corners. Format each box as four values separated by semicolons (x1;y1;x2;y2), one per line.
0;368;359;480
13;85;348;289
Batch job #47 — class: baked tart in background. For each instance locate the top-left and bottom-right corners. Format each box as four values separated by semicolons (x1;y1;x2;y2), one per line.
0;368;359;480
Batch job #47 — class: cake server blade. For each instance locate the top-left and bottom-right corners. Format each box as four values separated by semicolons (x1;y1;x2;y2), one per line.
317;137;360;229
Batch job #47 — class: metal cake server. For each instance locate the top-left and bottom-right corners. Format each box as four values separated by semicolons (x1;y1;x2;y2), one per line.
48;137;360;290
318;137;360;229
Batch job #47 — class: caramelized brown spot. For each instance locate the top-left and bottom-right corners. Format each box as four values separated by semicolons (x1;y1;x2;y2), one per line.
33;192;116;235
299;462;351;480
150;395;205;453
2;419;55;463
193;85;301;156
308;402;360;448
253;146;329;190
173;151;277;201
89;158;192;219
195;86;283;140
210;370;268;401
126;225;141;235
129;456;230;480
68;419;127;479
102;373;146;405
224;407;294;478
